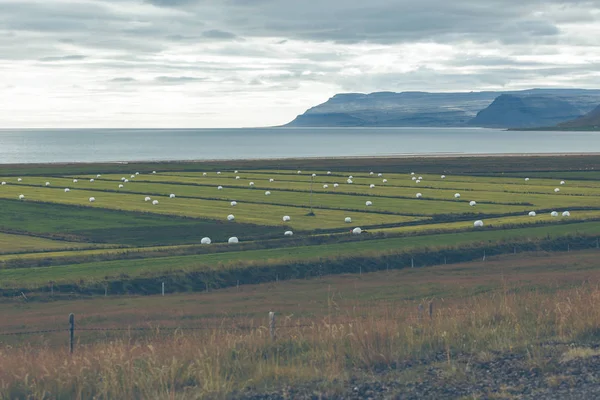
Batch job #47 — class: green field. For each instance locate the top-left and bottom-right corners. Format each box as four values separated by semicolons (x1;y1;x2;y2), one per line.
2;156;600;296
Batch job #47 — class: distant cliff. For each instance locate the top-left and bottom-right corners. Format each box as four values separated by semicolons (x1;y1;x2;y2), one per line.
557;104;600;129
283;89;600;128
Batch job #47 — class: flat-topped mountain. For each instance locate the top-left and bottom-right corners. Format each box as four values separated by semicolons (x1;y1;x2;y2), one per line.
557;104;600;129
283;89;600;129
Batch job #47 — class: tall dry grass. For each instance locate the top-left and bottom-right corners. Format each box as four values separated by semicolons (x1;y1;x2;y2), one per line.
2;284;600;399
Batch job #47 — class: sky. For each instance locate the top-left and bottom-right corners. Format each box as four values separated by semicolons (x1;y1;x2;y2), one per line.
0;0;599;128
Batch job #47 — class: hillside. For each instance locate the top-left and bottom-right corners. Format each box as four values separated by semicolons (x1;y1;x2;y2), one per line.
468;94;582;128
283;89;600;128
558;104;600;129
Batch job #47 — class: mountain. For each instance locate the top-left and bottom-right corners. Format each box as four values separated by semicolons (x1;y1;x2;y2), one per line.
557;104;600;129
283;89;600;128
468;94;583;128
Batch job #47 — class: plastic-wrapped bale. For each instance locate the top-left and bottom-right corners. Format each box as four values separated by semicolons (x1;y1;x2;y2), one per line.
283;215;291;222
64;188;70;192
560;181;565;185
370;172;374;175
152;171;156;174
441;175;446;179
348;175;353;179
135;172;139;176
203;172;207;176
169;194;176;198
18;194;24;200
230;201;237;206
562;211;571;217
416;193;422;198
345;217;352;223
416;180;421;183
333;183;339;188
265;191;271;196
474;220;484;227
365;201;373;206
144;196;151;202
554;188;560;193
228;237;239;244
217;186;223;190
130;175;135;179
234;170;238;174
525;178;530;181
17;178;22;182
249;182;255;187
73;179;78;183
418;176;423;180
1;182;5;185
378;173;383;177
217;171;221;175
96;174;101;178
90;179;94;182
528;211;536;217
227;214;235;221
551;211;559;217
410;172;415;175
45;182;50;186
284;230;293;236
312;173;317;177
297;170;302;174
201;237;211;245
269;178;274;182
152;200;159;205
369;184;375;188
469;201;476;206
323;184;328;188
89;197;95;203
352;227;362;235
118;184;124;188
347;179;353;184
327;171;332;175
382;179;388;183
235;176;240;180
412;176;417;181
454;193;461;198
121;177;126;181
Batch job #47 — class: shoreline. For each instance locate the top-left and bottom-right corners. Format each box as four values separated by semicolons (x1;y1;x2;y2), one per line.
3;152;600;167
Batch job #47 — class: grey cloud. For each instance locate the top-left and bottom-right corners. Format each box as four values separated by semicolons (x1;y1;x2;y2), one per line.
154;76;208;84
109;77;137;82
39;55;86;62
201;29;237;39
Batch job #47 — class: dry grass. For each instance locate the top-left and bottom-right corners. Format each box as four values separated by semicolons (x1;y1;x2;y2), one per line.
2;283;600;399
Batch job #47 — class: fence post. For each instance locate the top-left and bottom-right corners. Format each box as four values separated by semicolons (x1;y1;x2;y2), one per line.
429;301;433;320
411;257;414;268
418;304;424;322
69;313;75;354
104;285;107;297
161;282;165;296
444;256;447;265
596;238;599;249
359;266;362;275
483;250;486;262
269;311;276;341
568;244;570;252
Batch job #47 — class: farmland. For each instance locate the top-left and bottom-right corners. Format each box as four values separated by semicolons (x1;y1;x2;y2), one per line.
3;155;600;398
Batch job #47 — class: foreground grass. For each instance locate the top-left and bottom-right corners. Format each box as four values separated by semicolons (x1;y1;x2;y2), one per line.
2;251;600;399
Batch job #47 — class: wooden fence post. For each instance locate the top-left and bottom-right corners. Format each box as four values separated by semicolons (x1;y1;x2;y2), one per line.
411;257;414;268
69;313;75;354
483;250;486;262
269;312;276;341
161;282;165;296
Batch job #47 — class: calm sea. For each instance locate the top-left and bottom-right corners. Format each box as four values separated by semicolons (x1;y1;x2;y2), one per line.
0;127;598;164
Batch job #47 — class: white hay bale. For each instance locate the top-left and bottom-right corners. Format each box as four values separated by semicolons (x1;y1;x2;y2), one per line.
327;171;331;175
73;179;78;183
152;171;156;174
416;180;421;183
64;188;70;192
269;178;274;182
144;196;151;202
169;194;175;198
130;175;135;179
97;174;101;178
441;175;446;179
217;186;223;190
118;184;124;188
418;176;423;180
230;201;237;206
454;193;461;198
17;178;22;182
348;175;353;179
410;172;415;175
416;193;422;198
89;197;95;203
365;201;373;206
90;179;94;182
370;172;374;175
124;179;129;183
382;179;388;183
201;237;211;245
152;200;159;205
19;194;24;200
554;188;560;193
551;211;559;217
235;176;240;180
121;177;126;181
265;191;271;195
352;227;362;235
562;211;571;217
312;173;317;177
283;215;291;222
227;214;235;221
217;171;221;175
297;170;302;174
135;172;139;176
411;176;417;181
234;170;238;174
347;179;353;184
333;183;339;188
525;178;530;181
378;173;383;177
1;182;5;185
528;211;536;217
323;184;328;188
560;181;565;185
202;172;207;176
369;184;375;188
249;182;255;187
474;220;484;227
469;201;477;206
284;230;293;236
345;217;352;223
45;182;50;186
228;237;239;244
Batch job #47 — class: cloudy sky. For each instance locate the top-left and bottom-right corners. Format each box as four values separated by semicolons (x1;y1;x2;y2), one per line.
1;0;599;128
